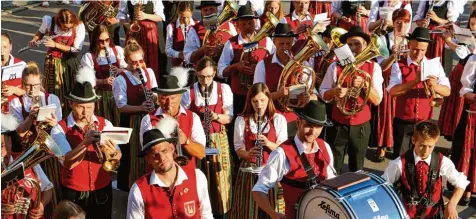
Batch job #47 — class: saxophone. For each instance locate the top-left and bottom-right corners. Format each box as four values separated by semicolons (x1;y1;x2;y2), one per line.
129;0;143;34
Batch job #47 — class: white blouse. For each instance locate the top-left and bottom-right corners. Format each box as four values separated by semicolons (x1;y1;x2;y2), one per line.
80;46;128;69
39;16;86;51
117;0;165;21
181;81;234;117
9;92;62;123
112;69;158;108
460;54;476;97
165;19;196;59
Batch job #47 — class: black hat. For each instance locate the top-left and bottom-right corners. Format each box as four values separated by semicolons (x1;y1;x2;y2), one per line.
196;0;221;9
139;117;178;157
233;5;259;20
65;67;101;103
406;27;433;43
152;67;189;95
294;100;333;127
272;23;298;38
339;25;371;44
1;113;18;135
319;25;336;38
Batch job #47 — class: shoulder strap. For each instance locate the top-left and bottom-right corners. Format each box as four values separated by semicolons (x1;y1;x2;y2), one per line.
403;150;420;200
112;46;121;67
290;139;318;188
425;152;441;203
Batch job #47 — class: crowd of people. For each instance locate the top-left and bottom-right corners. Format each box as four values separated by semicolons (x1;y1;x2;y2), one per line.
1;0;476;219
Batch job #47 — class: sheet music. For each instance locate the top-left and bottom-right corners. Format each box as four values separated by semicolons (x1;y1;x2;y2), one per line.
334;45;356;66
100;127;133;144
37;104;57;121
421;57;440;81
1;62;26;82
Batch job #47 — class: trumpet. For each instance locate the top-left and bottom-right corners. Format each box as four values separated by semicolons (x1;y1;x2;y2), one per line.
422;75;444;107
129;0;143;34
170;110;189;166
2;177;41;217
87;120;120;172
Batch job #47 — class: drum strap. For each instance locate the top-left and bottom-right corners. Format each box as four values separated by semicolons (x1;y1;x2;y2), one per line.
291;139;318;188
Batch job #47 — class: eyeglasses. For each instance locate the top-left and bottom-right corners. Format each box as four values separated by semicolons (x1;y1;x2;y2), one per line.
98;38;110;44
131;59;145;65
24;83;41;89
198;75;214;80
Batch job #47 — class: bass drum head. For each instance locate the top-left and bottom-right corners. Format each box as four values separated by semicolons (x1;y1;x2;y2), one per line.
296;188;351;219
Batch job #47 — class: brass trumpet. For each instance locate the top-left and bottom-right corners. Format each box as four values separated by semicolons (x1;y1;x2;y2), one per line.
129;0;143;34
87;121;120;172
422;74;444;107
170;110;189;166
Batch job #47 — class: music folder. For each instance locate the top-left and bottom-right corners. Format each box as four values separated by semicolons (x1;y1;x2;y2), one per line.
1;162;25;191
37;104;57;122
100;127;133;144
1;62;26;84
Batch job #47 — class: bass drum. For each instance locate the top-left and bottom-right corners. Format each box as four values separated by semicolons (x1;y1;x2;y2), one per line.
296;172;409;219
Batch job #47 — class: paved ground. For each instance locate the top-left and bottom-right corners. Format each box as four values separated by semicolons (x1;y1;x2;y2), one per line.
2;1;476;218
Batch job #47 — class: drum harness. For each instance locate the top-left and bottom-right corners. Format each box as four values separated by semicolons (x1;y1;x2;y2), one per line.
280;140;321;190
400;150;443;219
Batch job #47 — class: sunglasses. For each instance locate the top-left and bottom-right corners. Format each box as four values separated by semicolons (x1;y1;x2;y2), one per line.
99;38;110;44
131;59;145;65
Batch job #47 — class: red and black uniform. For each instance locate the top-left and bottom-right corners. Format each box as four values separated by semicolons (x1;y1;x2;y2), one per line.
189;83;224;134
192;21;234;64
337;1;371;34
170;19;198;67
283;12;315;54
90;47;122;91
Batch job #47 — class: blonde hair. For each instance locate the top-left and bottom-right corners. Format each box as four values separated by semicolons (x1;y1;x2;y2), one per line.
124;39;145;67
22;61;42;82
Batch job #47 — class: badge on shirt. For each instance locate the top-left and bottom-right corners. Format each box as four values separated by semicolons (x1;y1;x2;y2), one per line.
184;200;196;217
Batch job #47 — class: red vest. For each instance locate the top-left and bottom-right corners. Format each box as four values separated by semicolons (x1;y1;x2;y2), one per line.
230;35;269;95
284;13;315;53
331;62;374;125
1;168;41;219
280;138;330;219
395;59;433;122
47;19;76;58
59;117;110;191
400;153;443;218
118;68;152;106
171;20;198;67
136;165;200;219
149;110;195;168
90;47;121;90
243;116;277;165
189;83;224;134
192;21;233;46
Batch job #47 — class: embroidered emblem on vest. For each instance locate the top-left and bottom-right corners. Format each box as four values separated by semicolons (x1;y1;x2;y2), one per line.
184;200;196;217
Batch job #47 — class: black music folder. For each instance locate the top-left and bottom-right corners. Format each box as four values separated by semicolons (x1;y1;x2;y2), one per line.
1;163;25;191
320;172;370;191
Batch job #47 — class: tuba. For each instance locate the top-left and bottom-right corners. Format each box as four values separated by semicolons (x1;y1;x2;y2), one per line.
335;34;389;115
276;33;327;112
129;0;143;34
2;176;42;217
316;27;348;88
250;11;280;42
78;1;119;32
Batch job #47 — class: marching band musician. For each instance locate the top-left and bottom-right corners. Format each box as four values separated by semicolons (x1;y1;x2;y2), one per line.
230;83;287;219
311;24;336;87
372;8;411;162
77;0;121;45
260;0;284;27
289;0;333;20
218;4;275;115
382;121;468;219
252;100;336;219
331;0;376;34
1;113;54;219
438;11;476;141
165;1;197;67
367;0;411;33
50;69;121;219
184;0;237;65
1;33;26;113
320;25;383;174
28;9;85;116
117;0;165;80
388;27;450;159
1;33;25;67
80;24;127;126
139;67;206;170
112;41;158;191
413;0;460;61
181;57;234;217
451;43;476;206
127;119;213;219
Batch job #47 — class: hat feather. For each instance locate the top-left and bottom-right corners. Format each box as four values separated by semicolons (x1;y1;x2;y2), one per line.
1;113;19;132
169;67;190;88
76;67;97;87
156;117;177;138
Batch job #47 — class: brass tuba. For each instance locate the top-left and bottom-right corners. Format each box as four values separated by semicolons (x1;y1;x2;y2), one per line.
276;33;327;112
129;0;143;34
78;1;119;32
250;11;280;42
335;34;389;115
2;176;42;217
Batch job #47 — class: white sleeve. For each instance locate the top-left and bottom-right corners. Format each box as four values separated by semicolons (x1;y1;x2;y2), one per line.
233;116;246;151
126;183;145;219
221;84;234;117
112;75;128;108
33;165;53;192
381;157;402;185
460;55;476;96
217;40;234;79
191;112;206;147
387;62;403;92
51;125;72;162
445;0;460;23
49;94;63;121
455;45;471;60
165;23;180;58
436;63;450;88
153;0;166;21
331;0;342;14
146;68;158;88
195;169;214;219
266;37;276;55
324;142;336;179
367;0;379;23
117;0;128;20
441;156;470;189
253;60;266;84
39;16;52;34
228;22;238;36
274;114;288;145
72;23;86;51
140;114;152;146
81;53;95;69
116;46;128;68
319;62;337;102
252;147;290;194
372;63;384;103
184;28;201;64
8;98;25;123
181;90;192;109
413;1;426;21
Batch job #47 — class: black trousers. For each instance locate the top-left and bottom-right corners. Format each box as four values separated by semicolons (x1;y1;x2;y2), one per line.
61;183;113;219
330;121;371;174
392;118;416;159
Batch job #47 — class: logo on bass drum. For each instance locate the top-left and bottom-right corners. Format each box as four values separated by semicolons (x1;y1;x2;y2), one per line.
318;201;340;219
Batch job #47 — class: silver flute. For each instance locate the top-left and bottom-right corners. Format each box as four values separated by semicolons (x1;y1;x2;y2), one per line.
18;31;66;53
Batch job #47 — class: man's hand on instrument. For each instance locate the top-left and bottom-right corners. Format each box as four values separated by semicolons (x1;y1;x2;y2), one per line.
426;75;439;87
44;113;57;127
44;38;56;48
248;146;261;161
272;212;286;219
279;86;289;97
29;202;44;219
296;24;310;35
105;17;119;25
357;6;368;16
178;129;188;145
333;87;348;98
1;203;14;215
84;129;100;145
428;10;439;22
141;100;155;112
236;62;255;75
136;11;147;21
340;16;352;23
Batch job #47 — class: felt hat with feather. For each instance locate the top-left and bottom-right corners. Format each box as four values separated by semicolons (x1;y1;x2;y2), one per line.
196;0;221;9
152;67;189;95
139;117;178;157
65;67;101;103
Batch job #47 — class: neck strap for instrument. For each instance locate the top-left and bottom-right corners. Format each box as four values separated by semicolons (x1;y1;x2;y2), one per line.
291;139;318;188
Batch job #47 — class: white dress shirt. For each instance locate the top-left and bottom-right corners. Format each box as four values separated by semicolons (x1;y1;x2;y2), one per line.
387;56;450;92
9;92;62;123
367;1;412;32
233;114;287;152
280;11;322;26
331;0;378;15
413;0;459;22
319;61;384;103
252;135;336;194
139;105;206;146
51;113;117;163
80;46;128;69
112;69;158;108
7;156;54;192
183;21;238;64
181;81;234;117
382;150;469;189
460;54;476;96
217;33;276;79
126;165;213;219
166;19;196;59
39;16;86;52
117;0;166;21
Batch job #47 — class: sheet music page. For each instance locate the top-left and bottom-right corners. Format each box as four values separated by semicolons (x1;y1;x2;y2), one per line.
1;62;26;82
453;24;475;46
421;57;440;81
378;7;394;21
100;127;133;144
37;104;57;121
334;45;356;66
288;84;307;100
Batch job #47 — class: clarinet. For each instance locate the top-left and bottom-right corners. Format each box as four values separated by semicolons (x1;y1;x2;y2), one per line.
104;47;115;78
255;113;264;167
136;68;154;103
203;85;219;156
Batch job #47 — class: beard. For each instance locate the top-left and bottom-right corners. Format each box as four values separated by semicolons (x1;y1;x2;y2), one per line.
156;161;174;174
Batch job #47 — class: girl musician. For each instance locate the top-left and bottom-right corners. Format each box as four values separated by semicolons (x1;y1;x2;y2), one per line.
112;41;157;191
165;1;196;67
438;11;476;141
332;0;374;34
230;83;287;219
28;9;85;116
1;33;26;113
260;0;284;26
282;0;321;53
289;0;333;20
117;0;165;80
414;0;460;61
372;8;411;161
367;0;411;34
81;24;127;126
181;57;234;217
